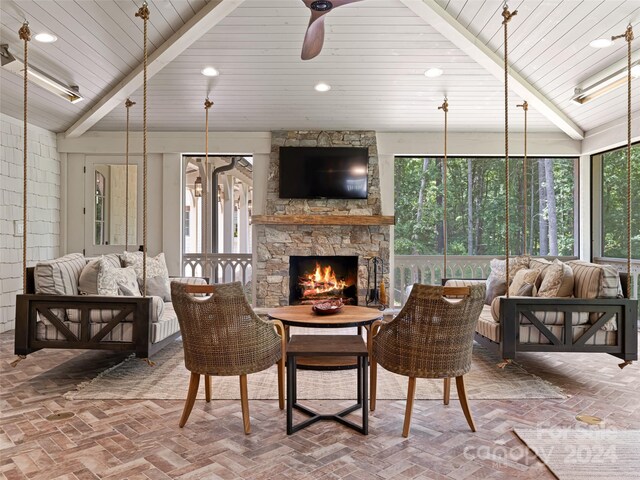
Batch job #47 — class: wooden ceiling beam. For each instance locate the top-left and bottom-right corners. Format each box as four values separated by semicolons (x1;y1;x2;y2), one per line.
400;0;584;140
65;0;244;138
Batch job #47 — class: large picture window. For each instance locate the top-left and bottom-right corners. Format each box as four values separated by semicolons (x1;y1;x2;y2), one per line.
394;157;578;256
599;143;639;259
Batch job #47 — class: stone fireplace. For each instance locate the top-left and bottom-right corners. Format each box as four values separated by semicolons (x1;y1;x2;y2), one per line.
254;130;391;308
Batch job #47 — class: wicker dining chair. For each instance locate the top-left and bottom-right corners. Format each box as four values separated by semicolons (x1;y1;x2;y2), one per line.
170;281;285;434
371;283;485;437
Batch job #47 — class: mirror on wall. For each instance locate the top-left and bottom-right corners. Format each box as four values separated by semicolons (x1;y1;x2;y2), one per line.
94;164;137;246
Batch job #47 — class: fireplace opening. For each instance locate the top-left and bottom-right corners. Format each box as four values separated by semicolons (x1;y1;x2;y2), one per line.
289;255;358;305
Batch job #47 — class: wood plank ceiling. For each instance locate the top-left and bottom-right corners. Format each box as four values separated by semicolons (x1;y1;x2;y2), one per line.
0;0;637;134
93;0;559;132
0;0;205;132
435;0;640;132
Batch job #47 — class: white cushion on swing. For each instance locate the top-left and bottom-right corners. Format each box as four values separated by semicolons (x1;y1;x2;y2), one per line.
34;253;86;296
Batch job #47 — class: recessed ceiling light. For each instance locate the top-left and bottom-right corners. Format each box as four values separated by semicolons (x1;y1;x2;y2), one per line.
201;67;219;77
589;38;613;49
314;82;331;92
424;68;443;78
34;33;57;43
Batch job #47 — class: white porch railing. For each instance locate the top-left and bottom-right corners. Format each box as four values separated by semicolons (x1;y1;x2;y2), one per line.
393;255;579;306
180;254;637;313
394;255;490;306
182;253;253;286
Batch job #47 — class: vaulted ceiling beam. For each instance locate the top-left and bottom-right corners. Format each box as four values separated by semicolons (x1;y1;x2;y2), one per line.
400;0;584;140
65;0;244;138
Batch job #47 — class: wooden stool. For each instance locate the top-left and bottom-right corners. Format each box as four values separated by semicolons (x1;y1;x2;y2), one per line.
286;334;369;434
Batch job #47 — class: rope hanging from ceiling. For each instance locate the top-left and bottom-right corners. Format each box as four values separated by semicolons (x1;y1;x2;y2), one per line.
517;101;528;256
611;24;634;299
12;21;32;368
502;4;517;297
19;21;30;294
438;97;449;281
125;98;136;252
136;1;149;296
204;98;213;279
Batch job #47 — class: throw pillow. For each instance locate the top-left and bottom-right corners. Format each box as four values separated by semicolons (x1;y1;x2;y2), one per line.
97;259;140;296
566;260;621;330
34;252;86;296
536;259;573;298
566;260;623;299
508;268;539;297
117;272;142;297
78;258;101;295
516;283;535;296
485;276;507;305
122;251;169;283
139;276;171;302
489;256;530;282
529;257;553;289
484;256;530;304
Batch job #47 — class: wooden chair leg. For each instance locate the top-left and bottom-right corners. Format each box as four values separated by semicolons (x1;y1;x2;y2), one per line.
277;357;285;410
455;375;476;432
443;377;451;405
239;374;251;434
370;356;377;411
179;372;200;428
402;377;417;438
272;319;286;411
205;375;212;403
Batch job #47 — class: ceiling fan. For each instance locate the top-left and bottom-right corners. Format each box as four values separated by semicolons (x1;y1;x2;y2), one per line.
300;0;363;60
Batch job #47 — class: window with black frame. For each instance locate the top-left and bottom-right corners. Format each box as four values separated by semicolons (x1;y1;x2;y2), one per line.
599;143;639;260
394;156;578;257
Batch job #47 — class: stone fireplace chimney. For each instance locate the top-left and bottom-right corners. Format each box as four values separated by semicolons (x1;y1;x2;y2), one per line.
253;131;391;308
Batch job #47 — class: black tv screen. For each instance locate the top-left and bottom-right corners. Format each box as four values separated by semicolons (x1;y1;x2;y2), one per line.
279;147;368;199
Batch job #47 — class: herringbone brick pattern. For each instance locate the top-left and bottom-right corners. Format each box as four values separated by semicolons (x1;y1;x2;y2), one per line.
1;331;639;479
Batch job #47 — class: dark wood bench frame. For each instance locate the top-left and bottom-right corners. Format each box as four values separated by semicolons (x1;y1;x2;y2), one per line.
444;275;638;363
477;296;638;362
14;268;180;358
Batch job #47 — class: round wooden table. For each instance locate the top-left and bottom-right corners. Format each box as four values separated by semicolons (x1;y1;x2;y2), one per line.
267;305;383;370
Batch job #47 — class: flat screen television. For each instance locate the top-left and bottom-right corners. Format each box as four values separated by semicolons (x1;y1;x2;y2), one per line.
279;147;368;199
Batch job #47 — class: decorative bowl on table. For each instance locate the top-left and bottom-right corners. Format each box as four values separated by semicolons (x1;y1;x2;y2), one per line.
311;299;344;315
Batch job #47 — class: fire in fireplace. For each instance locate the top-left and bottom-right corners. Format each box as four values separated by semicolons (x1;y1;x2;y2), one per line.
289;256;358;305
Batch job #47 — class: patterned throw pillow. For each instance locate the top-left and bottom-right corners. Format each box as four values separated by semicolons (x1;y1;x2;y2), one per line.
508;268;539;297
122;251;169;283
97;259;140;296
79;254;122;295
485;256;530;304
117;273;142;297
536;259;573;298
529;258;553;289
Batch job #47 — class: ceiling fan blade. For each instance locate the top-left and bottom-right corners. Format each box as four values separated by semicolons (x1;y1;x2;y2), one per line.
299;0;363;60
331;0;364;7
301;12;326;60
302;0;362;7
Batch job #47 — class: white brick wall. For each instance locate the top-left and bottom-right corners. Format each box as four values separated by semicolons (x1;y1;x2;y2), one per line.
1;113;60;333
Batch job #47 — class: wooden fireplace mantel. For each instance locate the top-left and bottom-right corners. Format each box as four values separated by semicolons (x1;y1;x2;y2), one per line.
251;215;395;226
